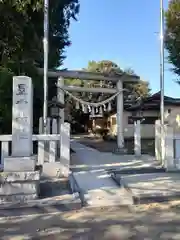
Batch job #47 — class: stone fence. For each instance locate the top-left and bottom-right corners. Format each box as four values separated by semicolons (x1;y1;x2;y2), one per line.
0;120;70;170
155;120;180;171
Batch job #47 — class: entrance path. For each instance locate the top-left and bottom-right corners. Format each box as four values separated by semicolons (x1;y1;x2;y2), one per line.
70;141;158;172
70;140;158;207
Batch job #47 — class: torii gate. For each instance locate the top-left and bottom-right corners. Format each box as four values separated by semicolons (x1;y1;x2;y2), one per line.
38;68;140;152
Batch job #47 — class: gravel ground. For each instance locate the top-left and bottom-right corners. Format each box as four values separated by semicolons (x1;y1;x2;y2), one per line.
1;202;180;239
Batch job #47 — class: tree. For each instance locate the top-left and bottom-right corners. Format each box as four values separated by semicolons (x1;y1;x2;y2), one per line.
165;0;180;78
124;68;151;99
65;60;151;105
0;0;80;70
83;60;122;74
84;61;151;100
0;0;79;133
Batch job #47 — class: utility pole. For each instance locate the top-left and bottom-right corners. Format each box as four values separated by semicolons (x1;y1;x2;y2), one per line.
43;0;49;134
160;0;165;165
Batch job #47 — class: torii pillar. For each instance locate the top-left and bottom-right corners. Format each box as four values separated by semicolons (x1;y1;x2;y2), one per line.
116;79;125;150
57;77;65;133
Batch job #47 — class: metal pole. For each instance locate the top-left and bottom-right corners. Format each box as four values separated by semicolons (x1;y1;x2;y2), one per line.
160;0;165;165
43;0;49;134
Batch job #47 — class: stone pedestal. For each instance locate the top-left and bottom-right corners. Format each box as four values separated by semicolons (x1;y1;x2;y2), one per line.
4;156;36;172
0;171;40;203
2;156;39;203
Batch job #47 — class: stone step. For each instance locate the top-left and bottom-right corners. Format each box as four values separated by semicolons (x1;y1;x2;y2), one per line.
0;171;40;182
113;172;180;204
0;193;81;210
109;166;166;175
0;170;40;204
72;171;133;207
0;194;37;204
82;188;133;207
0;182;38;195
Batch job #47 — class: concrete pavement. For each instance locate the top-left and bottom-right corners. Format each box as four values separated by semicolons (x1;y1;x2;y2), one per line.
70;140;157;207
70;140;180;206
70;140;158;172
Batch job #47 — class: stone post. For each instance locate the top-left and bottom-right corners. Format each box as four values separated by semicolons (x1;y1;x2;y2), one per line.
164;125;176;171
155;120;161;161
134;120;141;157
116;80;124;149
60;122;70;177
57;77;64;127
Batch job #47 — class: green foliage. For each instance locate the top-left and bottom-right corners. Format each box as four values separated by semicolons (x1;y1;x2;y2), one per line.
131;80;150;98
0;67;13;133
84;60;122;74
83;60;150;100
0;0;79;133
165;0;180;77
123;68;151;100
0;0;80;69
65;60;151;104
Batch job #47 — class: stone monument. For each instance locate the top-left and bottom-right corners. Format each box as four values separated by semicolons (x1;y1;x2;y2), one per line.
1;76;40;203
4;76;35;171
12;76;33;157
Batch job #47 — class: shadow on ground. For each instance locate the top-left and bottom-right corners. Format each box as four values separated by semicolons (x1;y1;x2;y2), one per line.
1;202;180;239
0;136;178;239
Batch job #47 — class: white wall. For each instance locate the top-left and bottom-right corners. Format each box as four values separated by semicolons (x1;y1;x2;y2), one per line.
109;106;180;138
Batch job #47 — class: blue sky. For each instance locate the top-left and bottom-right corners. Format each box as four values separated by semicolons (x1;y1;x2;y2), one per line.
63;0;179;97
